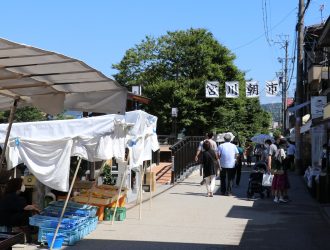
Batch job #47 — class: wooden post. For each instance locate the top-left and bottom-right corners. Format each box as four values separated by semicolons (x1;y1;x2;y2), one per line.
149;162;153;208
111;161;128;225
50;158;82;250
0;98;19;170
139;163;146;220
135;164;144;206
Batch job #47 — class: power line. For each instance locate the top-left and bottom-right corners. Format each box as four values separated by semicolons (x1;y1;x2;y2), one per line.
262;0;272;46
233;7;297;51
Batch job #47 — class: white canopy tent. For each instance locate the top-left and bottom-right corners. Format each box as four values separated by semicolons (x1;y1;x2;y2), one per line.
0;38;154;249
0;37;128;169
0;110;159;191
0;110;159;249
0;38;127;115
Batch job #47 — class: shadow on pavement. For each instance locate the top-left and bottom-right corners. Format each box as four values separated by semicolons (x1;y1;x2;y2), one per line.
223;168;330;250
65;239;239;250
56;167;330;250
169;191;207;196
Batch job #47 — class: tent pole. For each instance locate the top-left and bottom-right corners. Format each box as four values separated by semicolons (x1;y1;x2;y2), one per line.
135;164;143;206
111;162;128;225
50;157;82;250
0;98;19;170
139;163;146;220
149;162;153;208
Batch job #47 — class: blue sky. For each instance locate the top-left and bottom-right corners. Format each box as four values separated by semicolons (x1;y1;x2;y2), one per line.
1;0;329;104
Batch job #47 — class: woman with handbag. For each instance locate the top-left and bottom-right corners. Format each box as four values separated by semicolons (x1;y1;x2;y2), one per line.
202;140;217;197
271;139;289;203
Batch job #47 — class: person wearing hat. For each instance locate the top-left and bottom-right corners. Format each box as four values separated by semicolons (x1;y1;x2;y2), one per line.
217;133;239;195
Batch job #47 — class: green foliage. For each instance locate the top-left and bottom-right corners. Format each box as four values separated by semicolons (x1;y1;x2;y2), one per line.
261;103;281;122
0;106;46;123
113;28;271;139
0;106;76;123
102;164;116;185
272;129;282;138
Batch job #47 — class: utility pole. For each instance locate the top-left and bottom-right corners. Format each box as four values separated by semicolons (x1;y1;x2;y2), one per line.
283;39;289;133
295;0;305;174
277;37;290;134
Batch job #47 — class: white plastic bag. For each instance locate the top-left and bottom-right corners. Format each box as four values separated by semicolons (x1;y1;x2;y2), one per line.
262;173;274;187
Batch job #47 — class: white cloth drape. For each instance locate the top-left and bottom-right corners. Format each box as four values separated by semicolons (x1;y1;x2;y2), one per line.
8;138;72;191
0;110;159;191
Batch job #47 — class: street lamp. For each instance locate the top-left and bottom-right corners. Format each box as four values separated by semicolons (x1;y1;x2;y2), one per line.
171;107;178;141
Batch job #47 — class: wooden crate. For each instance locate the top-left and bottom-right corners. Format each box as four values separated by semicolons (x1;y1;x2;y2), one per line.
73;180;95;189
72;195;110;205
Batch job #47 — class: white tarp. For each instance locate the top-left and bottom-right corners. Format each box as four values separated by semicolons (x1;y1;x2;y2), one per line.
0;110;159;191
125;111;159;167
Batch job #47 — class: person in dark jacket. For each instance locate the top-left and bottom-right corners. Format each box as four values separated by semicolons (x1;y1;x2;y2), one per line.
202;140;217;197
0;178;40;242
232;140;244;186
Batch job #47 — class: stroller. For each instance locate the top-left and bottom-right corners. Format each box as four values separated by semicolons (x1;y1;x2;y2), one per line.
247;161;271;199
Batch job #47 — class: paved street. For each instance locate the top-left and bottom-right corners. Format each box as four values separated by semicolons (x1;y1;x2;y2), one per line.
21;167;330;250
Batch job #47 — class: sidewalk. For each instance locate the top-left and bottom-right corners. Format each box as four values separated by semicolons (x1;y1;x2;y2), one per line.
20;167;330;250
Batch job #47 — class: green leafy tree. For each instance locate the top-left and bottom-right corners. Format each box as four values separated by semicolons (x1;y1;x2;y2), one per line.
0;106;46;123
0;106;75;123
113;28;271;139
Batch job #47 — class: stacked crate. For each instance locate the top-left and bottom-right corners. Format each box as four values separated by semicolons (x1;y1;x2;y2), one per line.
29;201;98;246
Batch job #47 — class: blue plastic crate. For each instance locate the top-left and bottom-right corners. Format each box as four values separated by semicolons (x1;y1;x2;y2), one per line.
44;205;97;217
38;217;98;246
29;215;83;229
38;225;82;246
49;201;90;209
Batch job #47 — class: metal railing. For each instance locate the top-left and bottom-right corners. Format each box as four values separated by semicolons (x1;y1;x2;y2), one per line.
170;136;204;183
158;134;178;145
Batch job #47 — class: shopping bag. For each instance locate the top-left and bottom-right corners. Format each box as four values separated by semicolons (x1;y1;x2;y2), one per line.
262;173;274;187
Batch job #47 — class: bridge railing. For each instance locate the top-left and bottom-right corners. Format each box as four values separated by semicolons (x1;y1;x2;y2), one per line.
158;134;178;145
169;136;204;183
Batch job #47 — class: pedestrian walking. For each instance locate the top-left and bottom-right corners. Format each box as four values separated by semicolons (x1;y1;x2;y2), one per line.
266;139;289;203
320;143;328;172
218;133;238;195
232;140;243;186
286;140;296;171
244;141;254;167
254;144;263;162
201;140;217;197
194;132;218;185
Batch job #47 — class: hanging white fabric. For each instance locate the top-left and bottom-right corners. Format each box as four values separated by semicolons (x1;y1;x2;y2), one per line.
126;111;159;168
0;110;159;191
8;138;73;191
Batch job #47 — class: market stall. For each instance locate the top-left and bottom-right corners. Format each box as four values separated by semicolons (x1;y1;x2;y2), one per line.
0;110;159;248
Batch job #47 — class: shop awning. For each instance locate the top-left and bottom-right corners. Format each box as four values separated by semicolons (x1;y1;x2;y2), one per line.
0;38;127;115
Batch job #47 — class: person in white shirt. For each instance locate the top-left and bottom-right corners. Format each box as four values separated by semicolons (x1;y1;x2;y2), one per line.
218;133;238;195
286;140;296;171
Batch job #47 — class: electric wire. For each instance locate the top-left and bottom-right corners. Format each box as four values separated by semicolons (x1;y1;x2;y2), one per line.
286;30;297;92
233;7;297;51
262;0;272;46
